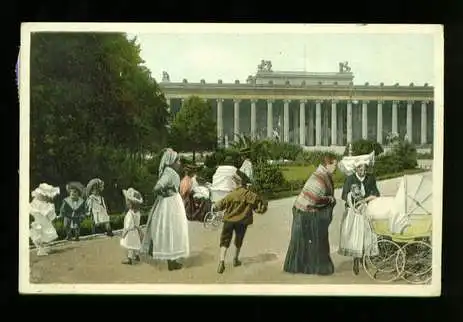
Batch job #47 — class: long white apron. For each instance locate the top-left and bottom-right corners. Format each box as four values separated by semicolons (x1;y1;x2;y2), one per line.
149;193;190;260
339;203;379;258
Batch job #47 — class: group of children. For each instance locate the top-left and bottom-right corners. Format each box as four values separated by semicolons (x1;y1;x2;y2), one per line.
29;146;271;272
29;178;145;265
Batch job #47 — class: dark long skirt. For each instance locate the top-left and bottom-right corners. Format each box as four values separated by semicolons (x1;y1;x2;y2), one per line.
184;194;211;222
283;206;334;275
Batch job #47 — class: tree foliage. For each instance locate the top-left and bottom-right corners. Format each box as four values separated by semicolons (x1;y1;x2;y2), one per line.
30;32;169;211
169;95;217;161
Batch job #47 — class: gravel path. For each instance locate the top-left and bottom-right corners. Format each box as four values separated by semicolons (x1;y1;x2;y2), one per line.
29;172;432;285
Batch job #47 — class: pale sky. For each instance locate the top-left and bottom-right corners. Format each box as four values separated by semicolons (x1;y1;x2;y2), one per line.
128;33;435;86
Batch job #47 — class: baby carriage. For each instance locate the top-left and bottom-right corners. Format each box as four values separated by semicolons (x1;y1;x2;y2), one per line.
202;165;238;230
362;173;433;284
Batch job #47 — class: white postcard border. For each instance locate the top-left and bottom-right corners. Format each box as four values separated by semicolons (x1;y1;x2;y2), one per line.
19;23;444;296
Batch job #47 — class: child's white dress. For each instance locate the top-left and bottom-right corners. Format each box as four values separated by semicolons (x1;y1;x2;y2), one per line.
30;198;59;249
86;194;110;225
120;209;141;251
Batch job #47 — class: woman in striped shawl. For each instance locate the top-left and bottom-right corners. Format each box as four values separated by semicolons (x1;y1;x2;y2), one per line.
283;155;338;275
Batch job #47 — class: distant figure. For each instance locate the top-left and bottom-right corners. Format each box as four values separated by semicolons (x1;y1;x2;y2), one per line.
239;147;253;185
214;171;268;274
59;182;86;241
120;188;143;265
29;183;61;256
141;148;190;271
283;155;338;276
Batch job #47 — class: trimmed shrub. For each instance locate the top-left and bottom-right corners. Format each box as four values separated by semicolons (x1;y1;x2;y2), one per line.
252;161;286;194
392;140;418;169
343;139;384;156
374;152;403;177
302;150;343;166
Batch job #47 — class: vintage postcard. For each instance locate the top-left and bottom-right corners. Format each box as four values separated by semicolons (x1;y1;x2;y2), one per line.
19;23;443;296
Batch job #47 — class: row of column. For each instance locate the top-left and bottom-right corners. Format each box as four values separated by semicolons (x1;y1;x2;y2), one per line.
216;99;429;146
167;98;430;146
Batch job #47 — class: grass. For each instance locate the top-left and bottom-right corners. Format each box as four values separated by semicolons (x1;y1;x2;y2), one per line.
281;164;345;183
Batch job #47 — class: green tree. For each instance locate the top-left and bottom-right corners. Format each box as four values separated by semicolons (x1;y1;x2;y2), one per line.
29;32;169;211
169;96;217;162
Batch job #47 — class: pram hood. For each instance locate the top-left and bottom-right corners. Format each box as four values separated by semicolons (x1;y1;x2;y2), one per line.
389;173;433;234
393;173;433;216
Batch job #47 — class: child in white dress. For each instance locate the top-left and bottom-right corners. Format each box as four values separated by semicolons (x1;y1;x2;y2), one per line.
120;188;143;265
86;178;114;237
29;183;60;256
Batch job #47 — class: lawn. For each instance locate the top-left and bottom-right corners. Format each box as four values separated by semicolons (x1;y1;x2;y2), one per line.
281;164;346;184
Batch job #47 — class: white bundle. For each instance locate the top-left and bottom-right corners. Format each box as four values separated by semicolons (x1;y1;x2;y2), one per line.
365;197;395;220
211;165;238;192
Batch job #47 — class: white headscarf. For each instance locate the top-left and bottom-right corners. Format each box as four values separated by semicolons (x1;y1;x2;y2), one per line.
158;148;179;177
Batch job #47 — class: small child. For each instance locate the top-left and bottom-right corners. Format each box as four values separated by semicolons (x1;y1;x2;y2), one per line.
85;178;114;237
59;182;86;241
120;188;143;265
214;170;268;274
29;183;61;256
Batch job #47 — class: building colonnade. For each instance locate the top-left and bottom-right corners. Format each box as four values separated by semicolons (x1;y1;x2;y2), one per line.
166;98;433;147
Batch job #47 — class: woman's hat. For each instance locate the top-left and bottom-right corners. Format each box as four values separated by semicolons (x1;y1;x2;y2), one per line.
86;178;104;195
184;164;199;171
122;188;143;204
66;181;85;196
31;183;60;199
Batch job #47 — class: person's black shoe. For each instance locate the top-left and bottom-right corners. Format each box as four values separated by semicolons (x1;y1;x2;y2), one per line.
74;236;80;241
233;258;242;267
106;231;114;237
122;258;132;265
217;261;225;274
168;260;182;271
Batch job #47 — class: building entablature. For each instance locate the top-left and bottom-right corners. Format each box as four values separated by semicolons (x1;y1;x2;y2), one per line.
159;60;433;102
160;82;434;102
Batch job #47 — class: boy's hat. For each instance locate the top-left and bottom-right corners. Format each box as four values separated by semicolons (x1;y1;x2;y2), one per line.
66;181;85;196
223;156;235;165
86;178;104;195
239;147;251;155
31;183;60;199
122;188;143;204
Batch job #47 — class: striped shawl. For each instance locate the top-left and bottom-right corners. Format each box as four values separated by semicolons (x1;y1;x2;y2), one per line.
294;165;335;213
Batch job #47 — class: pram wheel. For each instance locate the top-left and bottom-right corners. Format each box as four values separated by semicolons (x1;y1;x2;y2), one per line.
203;211;222;230
363;238;405;283
399;240;432;284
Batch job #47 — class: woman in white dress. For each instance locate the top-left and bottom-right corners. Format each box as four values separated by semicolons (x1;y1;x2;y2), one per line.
120;187;143;265
86;178;114;237
141;148;190;271
29;183;61;256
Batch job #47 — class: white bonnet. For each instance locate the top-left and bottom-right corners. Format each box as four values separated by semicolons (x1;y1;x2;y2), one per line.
31;183;60;199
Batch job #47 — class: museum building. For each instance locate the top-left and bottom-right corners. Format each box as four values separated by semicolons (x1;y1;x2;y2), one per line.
159;60;434;147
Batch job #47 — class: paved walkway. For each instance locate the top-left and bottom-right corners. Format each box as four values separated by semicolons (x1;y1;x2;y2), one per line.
29;172;431;285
